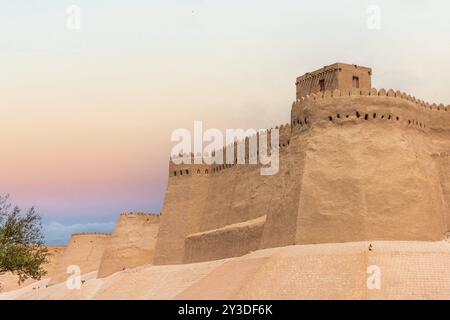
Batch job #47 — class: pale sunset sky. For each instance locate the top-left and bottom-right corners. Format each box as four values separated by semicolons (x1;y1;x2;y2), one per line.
1;0;449;244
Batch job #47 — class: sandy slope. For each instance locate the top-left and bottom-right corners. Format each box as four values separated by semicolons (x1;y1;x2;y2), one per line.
2;241;450;300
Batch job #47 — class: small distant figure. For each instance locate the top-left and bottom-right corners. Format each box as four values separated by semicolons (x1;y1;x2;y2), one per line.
369;243;373;251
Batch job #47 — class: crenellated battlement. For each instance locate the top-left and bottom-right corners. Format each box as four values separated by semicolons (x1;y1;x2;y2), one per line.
293;87;449;112
71;232;112;236
291;87;450;136
120;212;160;216
169;126;293;177
169;87;449;181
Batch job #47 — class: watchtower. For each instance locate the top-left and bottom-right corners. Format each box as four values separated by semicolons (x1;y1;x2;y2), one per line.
295;63;372;99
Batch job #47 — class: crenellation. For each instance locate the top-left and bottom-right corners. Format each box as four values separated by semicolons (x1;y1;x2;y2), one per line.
360;88;370;96
120;212;160;216
71;232;112;236
293;84;450;123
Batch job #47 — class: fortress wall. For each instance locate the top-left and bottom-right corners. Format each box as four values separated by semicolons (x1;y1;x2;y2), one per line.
225;136;274;229
432;153;450;232
260;129;309;249
160;127;299;263
197;131;281;220
49;233;111;285
184;215;266;263
427;104;450;230
199;133;275;232
185;124;305;260
153;163;194;265
184;151;272;262
222;165;272;229
186;163;211;235
278;124;292;146
199;163;239;232
156;88;450;265
154;149;266;264
292;90;448;244
427;107;450;232
227;165;263;226
97;213;160;278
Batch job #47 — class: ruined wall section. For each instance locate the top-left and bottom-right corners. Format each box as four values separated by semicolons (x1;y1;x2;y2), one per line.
97;213;160;278
49;233;111;285
291;88;449;244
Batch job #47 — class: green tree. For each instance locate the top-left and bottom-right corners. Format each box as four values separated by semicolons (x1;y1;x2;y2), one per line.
0;195;48;289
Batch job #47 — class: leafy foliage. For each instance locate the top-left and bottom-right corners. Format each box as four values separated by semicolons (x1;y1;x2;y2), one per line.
0;195;48;288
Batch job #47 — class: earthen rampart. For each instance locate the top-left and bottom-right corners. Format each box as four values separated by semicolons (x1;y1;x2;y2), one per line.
97;213;160;278
48;233;111;285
